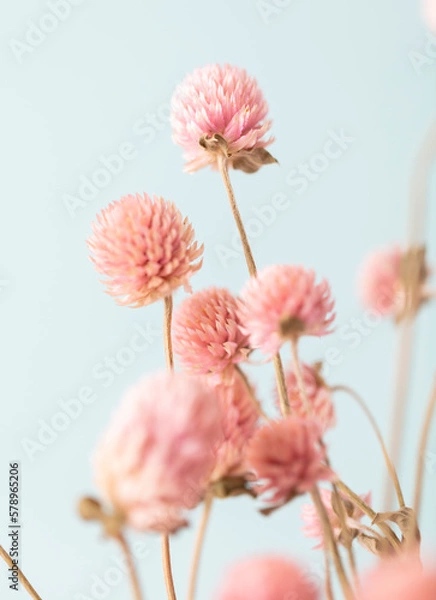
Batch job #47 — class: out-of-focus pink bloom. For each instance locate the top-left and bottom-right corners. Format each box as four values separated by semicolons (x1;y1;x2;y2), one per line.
93;371;223;534
173;287;249;377
238;265;335;357
423;0;436;32
170;64;273;172
214;555;320;600
358;553;436;600
246;417;334;505
358;245;403;316
281;363;335;431
302;488;371;549
211;374;259;482
87;193;203;307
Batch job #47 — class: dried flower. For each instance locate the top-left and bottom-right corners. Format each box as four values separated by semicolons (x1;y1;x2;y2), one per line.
210;373;259;482
173;287;249;377
93;371;223;534
214;555;320;600
246;417;334;505
170;64;275;173
238;265;335;357
87;193;203;307
301;488;371;549
358;553;435;600
279;363;335;431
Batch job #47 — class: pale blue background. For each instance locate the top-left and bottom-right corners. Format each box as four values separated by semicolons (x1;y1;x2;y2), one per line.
0;1;435;598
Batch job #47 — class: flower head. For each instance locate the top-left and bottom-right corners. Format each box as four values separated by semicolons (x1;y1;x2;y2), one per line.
173;287;249;377
214;555;320;600
238;265;335;357
87;193;203;307
246;417;334;505
280;363;335;431
302;488;371;549
358;553;436;600
93;371;223;534
211;373;259;482
171;64;274;173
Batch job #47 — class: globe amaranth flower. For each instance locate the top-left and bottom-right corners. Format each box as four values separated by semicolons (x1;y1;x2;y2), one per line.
214;555;320;600
173;286;250;378
358;244;430;320
87;193;203;307
238;264;335;357
301;488;371;549
93;371;224;534
279;362;336;431
246;417;334;505
171;63;275;173
358;553;436;600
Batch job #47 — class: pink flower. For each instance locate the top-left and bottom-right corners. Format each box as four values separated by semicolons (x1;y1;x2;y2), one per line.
246;417;334;505
423;0;436;32
238;265;335;357
211;374;259;482
170;64;274;172
358;553;436;600
87;193;203;307
93;371;223;534
280;363;335;431
173;287;249;377
302;488;371;549
214;555;320;600
358;245;403;316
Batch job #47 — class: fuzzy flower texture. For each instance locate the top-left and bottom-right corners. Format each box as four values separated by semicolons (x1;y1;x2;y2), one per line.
171;64;273;172
88;193;203;307
93;371;223;534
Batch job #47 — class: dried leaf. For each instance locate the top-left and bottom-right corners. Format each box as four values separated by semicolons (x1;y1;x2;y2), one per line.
232;147;278;174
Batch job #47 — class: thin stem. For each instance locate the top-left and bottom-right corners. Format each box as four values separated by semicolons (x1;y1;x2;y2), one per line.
0;545;42;600
117;534;143;600
235;365;270;421
384;318;415;510
162;535;177;600
347;546;358;590
164;295;174;370
290;338;312;413
187;495;213;600
336;481;401;551
272;354;290;416
310;487;355;600
217;155;257;277
413;378;436;519
323;550;335;600
331;385;405;509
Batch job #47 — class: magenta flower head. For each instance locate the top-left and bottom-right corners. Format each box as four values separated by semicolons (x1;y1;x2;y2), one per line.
238;265;335;357
246;417;334;505
87;193;203;307
214;555;320;600
280;363;336;431
358;553;436;600
173;287;249;378
170;64;275;173
302;488;371;549
93;371;223;534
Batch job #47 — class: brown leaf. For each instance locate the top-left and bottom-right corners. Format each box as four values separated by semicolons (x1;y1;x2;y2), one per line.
232;147;278;174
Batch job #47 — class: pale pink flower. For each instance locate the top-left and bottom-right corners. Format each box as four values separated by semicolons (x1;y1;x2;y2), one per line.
280;363;336;431
246;417;334;505
211;374;259;482
423;0;436;32
87;193;203;307
171;64;274;172
93;371;223;534
238;265;335;357
358;553;436;600
214;555;320;600
173;287;249;377
302;488;371;549
358;245;403;316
